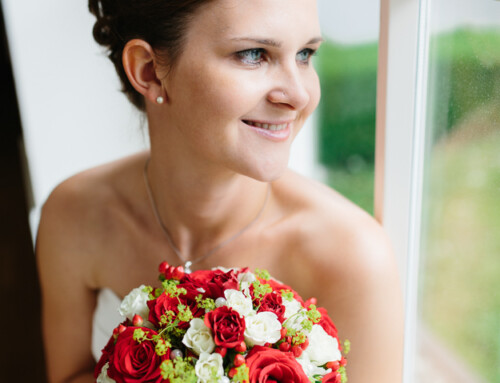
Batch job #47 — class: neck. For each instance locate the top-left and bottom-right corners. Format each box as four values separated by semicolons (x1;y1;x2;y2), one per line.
145;150;269;261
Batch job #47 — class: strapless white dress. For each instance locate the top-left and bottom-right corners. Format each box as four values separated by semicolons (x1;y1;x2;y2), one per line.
92;289;123;361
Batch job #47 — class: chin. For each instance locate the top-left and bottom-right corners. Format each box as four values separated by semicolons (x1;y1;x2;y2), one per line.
240;156;290;183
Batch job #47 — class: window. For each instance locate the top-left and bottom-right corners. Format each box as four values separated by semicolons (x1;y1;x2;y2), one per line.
417;1;500;381
379;0;500;381
316;0;380;214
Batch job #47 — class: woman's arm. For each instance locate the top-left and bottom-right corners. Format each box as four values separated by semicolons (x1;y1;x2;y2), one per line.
293;204;404;383
36;181;99;383
324;222;404;383
325;227;404;383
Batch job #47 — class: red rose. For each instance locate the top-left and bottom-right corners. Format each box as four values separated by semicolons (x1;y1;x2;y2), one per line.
204;306;245;348
147;291;203;329
210;269;239;296
246;346;310;383
107;327;169;383
180;269;215;285
265;278;305;305
180;269;239;299
258;291;286;322
317;307;339;339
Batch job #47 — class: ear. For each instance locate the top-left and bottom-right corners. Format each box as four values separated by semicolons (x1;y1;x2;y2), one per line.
122;39;166;104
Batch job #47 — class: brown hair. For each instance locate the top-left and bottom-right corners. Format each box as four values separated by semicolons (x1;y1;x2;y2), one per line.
88;0;213;110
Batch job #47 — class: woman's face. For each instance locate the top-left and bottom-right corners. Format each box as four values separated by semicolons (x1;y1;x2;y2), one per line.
160;0;322;181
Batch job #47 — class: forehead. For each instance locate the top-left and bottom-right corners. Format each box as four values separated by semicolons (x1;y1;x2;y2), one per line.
188;0;321;44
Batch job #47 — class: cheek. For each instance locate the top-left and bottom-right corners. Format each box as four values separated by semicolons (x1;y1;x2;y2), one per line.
178;64;257;122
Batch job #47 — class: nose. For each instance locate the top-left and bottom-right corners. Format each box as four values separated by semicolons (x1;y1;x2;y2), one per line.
267;63;310;111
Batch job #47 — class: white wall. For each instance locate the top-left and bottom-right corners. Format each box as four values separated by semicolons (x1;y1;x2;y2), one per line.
318;0;380;43
3;1;147;212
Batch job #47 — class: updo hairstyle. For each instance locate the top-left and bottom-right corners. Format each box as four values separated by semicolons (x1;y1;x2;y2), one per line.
88;0;213;110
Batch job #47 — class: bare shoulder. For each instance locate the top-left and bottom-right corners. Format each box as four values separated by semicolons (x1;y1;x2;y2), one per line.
273;170;399;300
274;171;404;382
36;152;148;289
275;170;394;261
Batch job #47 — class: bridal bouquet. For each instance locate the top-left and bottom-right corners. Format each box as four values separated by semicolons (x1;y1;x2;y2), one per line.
95;262;348;383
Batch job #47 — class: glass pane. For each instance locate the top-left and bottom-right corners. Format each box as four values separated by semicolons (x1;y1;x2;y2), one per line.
316;0;379;215
417;0;500;381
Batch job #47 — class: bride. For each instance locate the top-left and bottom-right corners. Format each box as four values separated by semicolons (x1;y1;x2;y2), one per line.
36;0;403;382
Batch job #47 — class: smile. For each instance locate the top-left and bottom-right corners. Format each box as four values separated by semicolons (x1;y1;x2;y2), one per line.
243;120;289;131
242;119;292;142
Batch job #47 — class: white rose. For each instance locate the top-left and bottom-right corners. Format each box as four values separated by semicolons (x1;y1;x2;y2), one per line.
304;324;342;366
182;318;215;355
282;297;302;319
297;353;331;380
195;352;224;383
238;272;256;292
96;362;116;383
118;285;150;321
244;311;282;346
224;289;254;317
238;272;256;283
283;309;309;333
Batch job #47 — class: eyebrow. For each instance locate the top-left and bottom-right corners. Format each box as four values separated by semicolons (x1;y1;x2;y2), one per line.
307;37;324;44
230;36;324;47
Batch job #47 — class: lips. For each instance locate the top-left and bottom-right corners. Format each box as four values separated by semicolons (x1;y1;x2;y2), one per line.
242;120;289;131
242;119;292;142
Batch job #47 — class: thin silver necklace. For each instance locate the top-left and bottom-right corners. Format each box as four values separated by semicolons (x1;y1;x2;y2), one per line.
143;158;270;273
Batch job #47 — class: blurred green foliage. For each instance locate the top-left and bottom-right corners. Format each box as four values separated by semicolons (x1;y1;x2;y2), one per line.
317;26;500;380
317;40;378;168
421;125;500;382
317;29;500;169
316;28;500;218
422;28;500;383
316;40;378;214
426;28;500;143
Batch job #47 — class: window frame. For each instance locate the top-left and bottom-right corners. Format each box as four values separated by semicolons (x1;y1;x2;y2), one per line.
375;0;431;381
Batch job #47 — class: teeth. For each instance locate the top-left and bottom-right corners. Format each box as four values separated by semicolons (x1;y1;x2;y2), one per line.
245;121;288;131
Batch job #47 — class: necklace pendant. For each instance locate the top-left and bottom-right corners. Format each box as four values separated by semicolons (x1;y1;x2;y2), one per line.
184;261;192;274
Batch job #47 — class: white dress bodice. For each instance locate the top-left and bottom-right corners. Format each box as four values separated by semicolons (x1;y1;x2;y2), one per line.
91;288;123;361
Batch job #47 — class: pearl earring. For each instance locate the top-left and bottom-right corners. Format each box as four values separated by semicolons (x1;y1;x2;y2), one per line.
156;96;164;105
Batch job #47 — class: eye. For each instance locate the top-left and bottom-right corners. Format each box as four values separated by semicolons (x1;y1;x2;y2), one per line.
236;48;266;65
296;48;316;64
